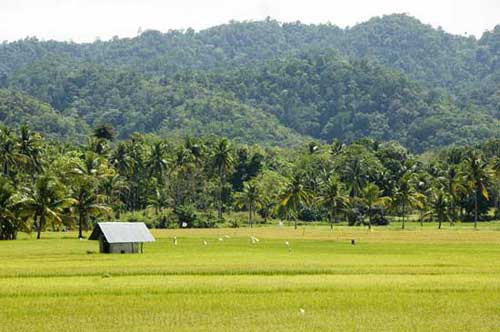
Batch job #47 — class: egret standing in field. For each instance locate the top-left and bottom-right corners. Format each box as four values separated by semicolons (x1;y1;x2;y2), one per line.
173;236;178;246
203;240;208;245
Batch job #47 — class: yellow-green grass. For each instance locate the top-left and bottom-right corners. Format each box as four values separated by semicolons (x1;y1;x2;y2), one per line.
1;224;499;331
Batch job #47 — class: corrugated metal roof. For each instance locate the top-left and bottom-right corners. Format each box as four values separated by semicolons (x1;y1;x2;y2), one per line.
88;222;155;243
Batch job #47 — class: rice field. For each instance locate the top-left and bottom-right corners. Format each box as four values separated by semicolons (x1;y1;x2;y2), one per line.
1;223;500;331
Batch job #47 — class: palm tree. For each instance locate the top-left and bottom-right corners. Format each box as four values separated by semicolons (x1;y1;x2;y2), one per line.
318;176;348;229
490;157;500;219
393;173;424;230
71;179;111;239
462;153;493;229
0;127;20;177
171;146;195;206
278;173;311;229
146;141;169;186
235;182;261;228
428;189;449;229
361;182;390;230
17;125;43;177
212;139;234;221
0;178;19;240
17;176;74;239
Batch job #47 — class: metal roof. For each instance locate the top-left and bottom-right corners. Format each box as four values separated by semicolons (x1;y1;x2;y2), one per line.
88;222;155;243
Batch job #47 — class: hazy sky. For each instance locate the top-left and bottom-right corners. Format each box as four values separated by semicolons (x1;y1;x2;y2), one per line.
0;0;498;42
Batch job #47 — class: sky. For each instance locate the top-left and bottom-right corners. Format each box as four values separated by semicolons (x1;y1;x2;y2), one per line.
0;0;498;42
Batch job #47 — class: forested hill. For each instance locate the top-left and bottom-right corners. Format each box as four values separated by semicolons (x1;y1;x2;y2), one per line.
0;14;498;151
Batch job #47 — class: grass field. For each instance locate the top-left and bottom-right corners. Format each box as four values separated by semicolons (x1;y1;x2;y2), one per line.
1;223;500;331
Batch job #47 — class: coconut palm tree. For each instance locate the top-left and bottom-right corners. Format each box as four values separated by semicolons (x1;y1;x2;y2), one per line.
212;139;234;221
17;175;74;239
71;179;111;239
0;127;20;178
146;141;169;186
393;173;424;229
361;182;391;230
17;125;43;177
278;173;311;229
428;189;449;229
462;153;493;229
0;178;19;240
235;182;261;228
318;175;348;229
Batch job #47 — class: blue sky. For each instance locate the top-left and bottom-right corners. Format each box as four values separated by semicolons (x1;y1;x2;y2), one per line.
0;0;498;42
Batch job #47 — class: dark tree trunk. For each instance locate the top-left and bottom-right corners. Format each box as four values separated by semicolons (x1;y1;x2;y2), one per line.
218;168;223;222
474;189;478;230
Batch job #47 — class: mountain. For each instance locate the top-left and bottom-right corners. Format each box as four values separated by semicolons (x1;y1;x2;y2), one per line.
0;14;498;150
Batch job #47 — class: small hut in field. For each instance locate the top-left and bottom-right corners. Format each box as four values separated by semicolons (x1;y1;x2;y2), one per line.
88;222;155;253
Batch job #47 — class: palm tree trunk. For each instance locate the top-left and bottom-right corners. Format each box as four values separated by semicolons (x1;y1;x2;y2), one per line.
368;205;372;230
218;168;223;222
249;204;252;228
474;189;478;230
78;212;84;239
401;203;405;230
36;214;44;239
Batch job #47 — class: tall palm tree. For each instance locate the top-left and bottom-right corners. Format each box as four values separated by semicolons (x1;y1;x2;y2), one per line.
0;178;18;240
17;125;43;177
71;179;110;239
212;139;234;221
278;173;311;229
17;176;74;239
235;182;261;228
146;141;169;186
490;157;500;219
428;189;449;229
361;182;390;230
0;127;20;177
462;153;493;229
318;176;348;229
393;173;424;230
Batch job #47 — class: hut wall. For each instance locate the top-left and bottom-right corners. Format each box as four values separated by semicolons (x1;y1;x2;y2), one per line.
109;242;140;253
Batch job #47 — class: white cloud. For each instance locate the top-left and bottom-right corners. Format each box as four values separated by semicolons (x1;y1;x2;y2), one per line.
0;0;498;42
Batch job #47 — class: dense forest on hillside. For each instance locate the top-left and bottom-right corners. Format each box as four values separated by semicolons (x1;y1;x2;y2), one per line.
0;14;498;151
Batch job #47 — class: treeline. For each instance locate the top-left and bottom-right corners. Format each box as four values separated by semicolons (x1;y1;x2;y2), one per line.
1;125;499;240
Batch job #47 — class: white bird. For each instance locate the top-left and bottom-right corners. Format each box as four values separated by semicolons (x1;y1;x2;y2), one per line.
218;237;224;241
285;241;289;246
250;236;259;244
224;235;230;238
299;308;305;315
203;240;208;245
173;236;178;246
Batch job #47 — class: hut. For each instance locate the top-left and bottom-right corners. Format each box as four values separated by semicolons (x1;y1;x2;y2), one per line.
88;222;155;253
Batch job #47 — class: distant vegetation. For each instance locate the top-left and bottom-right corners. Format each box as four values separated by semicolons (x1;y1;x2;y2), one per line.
0;14;498;150
0;124;498;240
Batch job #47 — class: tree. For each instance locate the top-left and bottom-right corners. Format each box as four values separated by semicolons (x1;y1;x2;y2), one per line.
0;178;19;240
0;127;20;177
393;173;424;229
146;141;169;186
212;139;234;221
235;181;261;228
17;175;74;239
17;125;43;177
318;175;348;229
428;189;449;229
361;182;391;229
278;172;311;229
462;153;493;229
70;177;110;239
